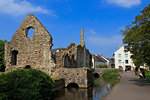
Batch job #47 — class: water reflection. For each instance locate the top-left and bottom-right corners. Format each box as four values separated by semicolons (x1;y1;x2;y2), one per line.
54;78;111;100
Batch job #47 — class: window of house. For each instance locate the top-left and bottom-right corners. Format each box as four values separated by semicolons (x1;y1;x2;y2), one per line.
118;54;121;58
118;60;121;64
125;54;128;58
125;60;128;64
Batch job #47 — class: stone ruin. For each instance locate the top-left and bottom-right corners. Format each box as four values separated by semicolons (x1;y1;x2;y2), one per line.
5;14;55;75
52;42;90;69
5;14;92;87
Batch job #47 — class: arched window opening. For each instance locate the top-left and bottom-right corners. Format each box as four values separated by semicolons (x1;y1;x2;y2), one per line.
11;50;18;65
25;65;31;69
26;27;34;38
64;54;71;68
93;73;100;78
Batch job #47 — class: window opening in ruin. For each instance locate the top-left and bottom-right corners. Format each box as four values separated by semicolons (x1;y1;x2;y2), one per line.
11;50;18;65
25;65;31;69
26;27;34;38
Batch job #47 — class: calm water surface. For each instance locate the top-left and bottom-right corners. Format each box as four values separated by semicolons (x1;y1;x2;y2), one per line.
54;78;111;100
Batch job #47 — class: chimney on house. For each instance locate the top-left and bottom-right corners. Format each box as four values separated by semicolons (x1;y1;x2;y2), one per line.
80;29;85;47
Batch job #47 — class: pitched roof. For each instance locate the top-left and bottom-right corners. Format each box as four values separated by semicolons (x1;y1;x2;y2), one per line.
93;55;107;63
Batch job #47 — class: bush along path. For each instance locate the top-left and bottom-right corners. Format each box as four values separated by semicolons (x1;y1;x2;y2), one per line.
0;69;55;100
102;70;120;88
145;70;150;83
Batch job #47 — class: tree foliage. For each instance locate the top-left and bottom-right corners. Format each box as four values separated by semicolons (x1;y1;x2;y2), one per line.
0;69;55;100
122;4;150;66
0;40;6;72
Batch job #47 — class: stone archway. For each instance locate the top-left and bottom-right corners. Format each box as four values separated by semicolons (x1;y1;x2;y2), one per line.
93;73;100;78
67;83;79;88
25;65;31;69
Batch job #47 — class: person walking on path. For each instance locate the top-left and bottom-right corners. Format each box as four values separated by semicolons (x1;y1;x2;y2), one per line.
102;71;150;100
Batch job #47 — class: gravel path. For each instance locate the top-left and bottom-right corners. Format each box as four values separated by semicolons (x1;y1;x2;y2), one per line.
102;71;150;100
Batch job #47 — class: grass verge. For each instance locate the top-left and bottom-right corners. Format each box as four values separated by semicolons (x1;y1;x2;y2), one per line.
102;70;120;87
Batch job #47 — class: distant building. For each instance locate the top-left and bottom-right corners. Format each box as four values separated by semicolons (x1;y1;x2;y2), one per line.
113;46;135;71
100;54;111;67
92;54;111;68
51;48;66;53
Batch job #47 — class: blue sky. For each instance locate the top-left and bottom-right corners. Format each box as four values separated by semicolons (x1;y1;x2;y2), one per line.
0;0;149;58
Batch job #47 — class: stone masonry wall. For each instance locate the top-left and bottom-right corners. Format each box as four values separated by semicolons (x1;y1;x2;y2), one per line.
5;14;55;75
51;68;93;88
52;44;90;69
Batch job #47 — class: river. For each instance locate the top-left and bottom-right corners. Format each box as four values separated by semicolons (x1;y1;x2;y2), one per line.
54;78;111;100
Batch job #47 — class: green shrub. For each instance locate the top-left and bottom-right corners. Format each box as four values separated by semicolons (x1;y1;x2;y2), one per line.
98;64;108;68
0;69;54;100
145;70;150;83
67;43;75;49
102;70;119;87
0;40;6;72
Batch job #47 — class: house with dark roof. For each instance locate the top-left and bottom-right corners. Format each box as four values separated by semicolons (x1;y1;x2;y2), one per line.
92;55;107;68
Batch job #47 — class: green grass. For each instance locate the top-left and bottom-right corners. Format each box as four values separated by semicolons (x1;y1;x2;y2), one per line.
0;72;4;76
145;70;150;83
102;70;120;87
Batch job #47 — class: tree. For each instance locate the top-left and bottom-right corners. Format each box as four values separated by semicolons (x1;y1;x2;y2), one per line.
122;4;150;66
0;40;6;72
0;69;55;100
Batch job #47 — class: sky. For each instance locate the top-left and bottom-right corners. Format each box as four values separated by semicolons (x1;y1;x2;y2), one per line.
0;0;149;58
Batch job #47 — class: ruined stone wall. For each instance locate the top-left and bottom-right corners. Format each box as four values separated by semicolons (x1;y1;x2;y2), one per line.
51;68;93;88
52;44;90;69
5;14;55;75
52;45;78;69
77;45;90;67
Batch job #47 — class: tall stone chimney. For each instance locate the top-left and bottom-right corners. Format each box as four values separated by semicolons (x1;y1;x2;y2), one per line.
80;29;85;47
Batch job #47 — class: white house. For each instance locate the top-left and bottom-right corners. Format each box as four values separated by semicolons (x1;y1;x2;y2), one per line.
92;55;111;68
114;46;135;71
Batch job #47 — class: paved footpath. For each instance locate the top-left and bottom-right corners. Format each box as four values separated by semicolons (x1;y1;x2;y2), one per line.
102;71;150;100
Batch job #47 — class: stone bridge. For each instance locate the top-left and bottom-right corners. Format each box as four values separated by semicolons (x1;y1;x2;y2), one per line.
94;68;114;77
51;68;93;88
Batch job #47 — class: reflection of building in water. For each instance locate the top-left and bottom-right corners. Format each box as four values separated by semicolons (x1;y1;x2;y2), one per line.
54;88;93;100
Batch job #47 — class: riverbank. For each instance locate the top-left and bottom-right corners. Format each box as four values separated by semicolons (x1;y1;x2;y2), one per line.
102;71;150;100
102;69;120;88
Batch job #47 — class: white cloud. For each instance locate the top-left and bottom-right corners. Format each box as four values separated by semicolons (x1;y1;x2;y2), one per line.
89;29;97;34
0;0;55;16
86;35;123;47
106;0;141;8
